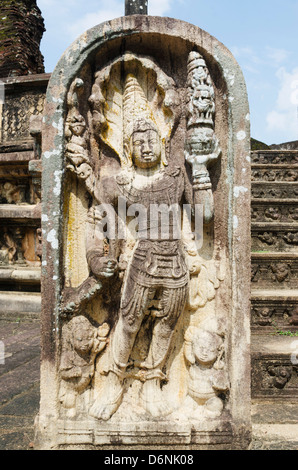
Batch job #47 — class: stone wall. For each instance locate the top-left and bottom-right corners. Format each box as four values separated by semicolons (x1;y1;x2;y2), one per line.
0;73;49;318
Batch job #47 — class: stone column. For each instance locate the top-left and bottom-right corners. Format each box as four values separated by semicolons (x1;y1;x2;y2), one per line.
125;0;148;15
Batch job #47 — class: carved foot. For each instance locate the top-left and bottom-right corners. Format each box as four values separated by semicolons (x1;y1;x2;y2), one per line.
89;372;123;421
141;378;172;418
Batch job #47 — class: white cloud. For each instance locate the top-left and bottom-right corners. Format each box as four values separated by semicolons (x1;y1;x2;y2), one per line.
67;1;123;39
149;0;172;16
266;47;290;66
66;0;173;39
266;67;298;139
231;45;290;76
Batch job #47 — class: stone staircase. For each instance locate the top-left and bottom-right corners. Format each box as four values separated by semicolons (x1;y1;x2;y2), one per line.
251;150;298;405
0;74;48;320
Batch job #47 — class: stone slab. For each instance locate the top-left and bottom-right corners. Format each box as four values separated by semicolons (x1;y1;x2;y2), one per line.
251;424;298;450
252;403;298;424
0;204;41;220
0;268;41;283
37;14;251;450
0;151;34;163
0;292;41;314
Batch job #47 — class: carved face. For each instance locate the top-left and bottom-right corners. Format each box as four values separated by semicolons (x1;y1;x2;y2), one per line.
193;331;220;365
131;128;161;169
73;327;94;354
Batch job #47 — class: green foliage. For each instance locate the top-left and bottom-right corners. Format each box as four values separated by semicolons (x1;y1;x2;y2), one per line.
271;321;298;337
251;138;270;151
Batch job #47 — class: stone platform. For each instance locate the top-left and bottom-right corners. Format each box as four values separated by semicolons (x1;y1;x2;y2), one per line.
0;318;297;450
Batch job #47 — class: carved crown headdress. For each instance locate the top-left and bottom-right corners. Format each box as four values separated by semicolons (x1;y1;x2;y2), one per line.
122;73;168;167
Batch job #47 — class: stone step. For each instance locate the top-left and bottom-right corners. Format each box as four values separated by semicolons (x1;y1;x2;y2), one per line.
251;289;298;334
0;267;40;285
251;335;298;402
0;291;41;317
251;150;298;166
252;181;298;200
251;199;298;224
252;223;298;252
251;402;298;449
0;150;34;164
251;167;298;183
0;204;41;221
251;423;298;450
251;253;298;289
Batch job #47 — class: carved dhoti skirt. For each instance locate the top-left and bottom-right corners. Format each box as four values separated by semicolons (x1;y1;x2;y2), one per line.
120;240;189;326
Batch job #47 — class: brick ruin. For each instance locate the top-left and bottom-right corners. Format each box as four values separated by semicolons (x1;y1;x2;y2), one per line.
0;0;45;78
0;1;297;417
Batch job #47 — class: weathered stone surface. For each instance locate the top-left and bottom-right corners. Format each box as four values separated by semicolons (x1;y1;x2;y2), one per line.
251;253;298;289
0;320;40;450
270;141;298;151
252;223;298;253
0;291;41;313
125;0;148;15
1;318;297;449
251;150;298;165
251;423;298;450
250;148;298;347
0;74;48;294
251;335;298;401
251;292;298;333
36;15;251;450
1;76;48;144
252;403;298;424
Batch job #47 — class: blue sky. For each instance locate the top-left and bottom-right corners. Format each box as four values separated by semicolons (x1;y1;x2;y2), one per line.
37;0;298;145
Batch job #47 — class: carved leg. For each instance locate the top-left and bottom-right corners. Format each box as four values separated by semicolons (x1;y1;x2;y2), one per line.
89;369;124;421
113;284;155;368
89;282;155;421
141;285;187;417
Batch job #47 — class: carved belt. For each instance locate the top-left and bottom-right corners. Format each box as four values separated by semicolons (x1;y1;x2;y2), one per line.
128;240;189;288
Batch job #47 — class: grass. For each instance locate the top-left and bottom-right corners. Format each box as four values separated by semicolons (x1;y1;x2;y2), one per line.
271;321;298;337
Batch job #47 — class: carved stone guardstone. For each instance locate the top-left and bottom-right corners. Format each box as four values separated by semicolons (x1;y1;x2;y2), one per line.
35;16;251;449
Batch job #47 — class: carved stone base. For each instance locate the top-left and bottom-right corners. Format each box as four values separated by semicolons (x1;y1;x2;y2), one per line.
34;414;248;449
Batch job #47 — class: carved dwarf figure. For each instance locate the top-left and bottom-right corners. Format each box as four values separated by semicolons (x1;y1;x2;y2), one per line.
59;316;109;412
183;327;229;418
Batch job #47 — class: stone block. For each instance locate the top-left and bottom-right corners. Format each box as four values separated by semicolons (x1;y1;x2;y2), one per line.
35;15;251;450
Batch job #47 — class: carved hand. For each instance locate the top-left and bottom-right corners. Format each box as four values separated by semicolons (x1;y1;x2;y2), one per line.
89;256;118;279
